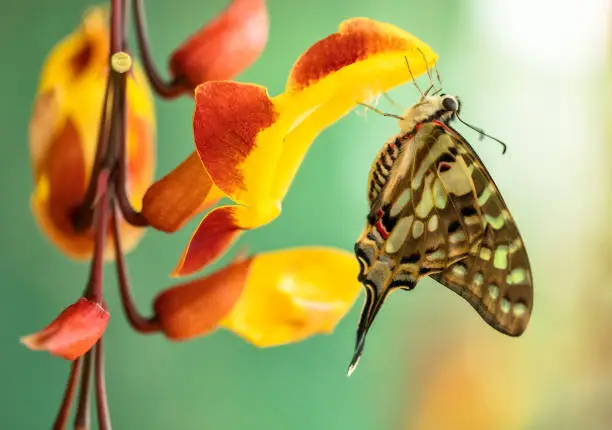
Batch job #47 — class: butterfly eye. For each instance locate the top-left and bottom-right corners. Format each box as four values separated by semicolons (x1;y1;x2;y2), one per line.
442;96;458;112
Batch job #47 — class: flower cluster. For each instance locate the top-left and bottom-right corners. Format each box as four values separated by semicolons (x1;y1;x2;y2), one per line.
23;1;437;427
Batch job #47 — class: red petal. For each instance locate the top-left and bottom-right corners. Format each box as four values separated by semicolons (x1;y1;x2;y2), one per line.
170;0;269;89
193;81;279;197
287;18;425;92
21;298;109;360
173;206;243;277
155;258;253;340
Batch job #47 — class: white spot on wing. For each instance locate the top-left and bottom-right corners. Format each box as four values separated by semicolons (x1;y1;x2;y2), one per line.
386;216;412;254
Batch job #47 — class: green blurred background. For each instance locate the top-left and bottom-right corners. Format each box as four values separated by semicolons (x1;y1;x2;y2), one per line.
2;0;611;428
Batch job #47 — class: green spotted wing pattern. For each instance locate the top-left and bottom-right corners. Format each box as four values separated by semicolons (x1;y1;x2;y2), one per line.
353;119;533;364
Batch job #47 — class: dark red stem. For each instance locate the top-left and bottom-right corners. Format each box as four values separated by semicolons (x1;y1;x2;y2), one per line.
71;79;111;231
112;211;161;333
110;0;122;54
113;70;149;227
95;340;112;430
133;0;187;98
86;169;111;304
51;358;82;430
73;351;93;429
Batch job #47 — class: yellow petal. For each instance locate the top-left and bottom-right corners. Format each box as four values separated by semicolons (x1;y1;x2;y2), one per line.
220;247;361;347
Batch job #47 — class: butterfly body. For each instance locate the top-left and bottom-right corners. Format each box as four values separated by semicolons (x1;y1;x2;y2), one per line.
350;94;533;374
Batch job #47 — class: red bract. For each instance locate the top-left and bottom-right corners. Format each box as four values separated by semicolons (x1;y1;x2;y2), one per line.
170;0;269;88
21;298;109;360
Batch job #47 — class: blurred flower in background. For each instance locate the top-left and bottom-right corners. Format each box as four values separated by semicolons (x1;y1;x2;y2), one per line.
28;7;155;259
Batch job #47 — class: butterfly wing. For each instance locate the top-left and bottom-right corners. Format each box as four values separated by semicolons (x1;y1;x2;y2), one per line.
350;120;533;373
356;121;532;337
428;121;533;336
352;122;487;370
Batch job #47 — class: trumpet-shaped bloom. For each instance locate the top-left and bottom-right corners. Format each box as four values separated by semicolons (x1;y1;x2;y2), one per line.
29;7;156;259
170;0;269;89
154;247;360;346
21;298;109;360
143;17;437;276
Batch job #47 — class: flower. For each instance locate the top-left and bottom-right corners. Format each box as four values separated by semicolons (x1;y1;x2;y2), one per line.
28;7;156;259
154;247;361;346
143;17;438;277
21;298;109;360
169;0;269;90
144;17;438;346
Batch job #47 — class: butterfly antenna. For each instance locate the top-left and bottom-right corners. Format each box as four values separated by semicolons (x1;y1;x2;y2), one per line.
456;113;508;154
416;47;436;97
434;63;444;89
404;56;424;99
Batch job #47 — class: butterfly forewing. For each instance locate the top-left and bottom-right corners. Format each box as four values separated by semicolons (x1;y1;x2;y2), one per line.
355;120;533;337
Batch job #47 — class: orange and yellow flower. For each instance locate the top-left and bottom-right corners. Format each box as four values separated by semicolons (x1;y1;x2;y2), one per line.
154;247;361;346
144;18;438;346
29;7;156;260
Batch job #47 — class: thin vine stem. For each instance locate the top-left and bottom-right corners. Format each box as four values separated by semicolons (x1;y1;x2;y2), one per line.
51;358;82;430
74;351;93;429
112;211;161;333
95;340;112;430
132;0;187;98
113;70;149;227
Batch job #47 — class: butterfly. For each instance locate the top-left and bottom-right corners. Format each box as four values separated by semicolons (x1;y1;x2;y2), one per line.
349;84;533;375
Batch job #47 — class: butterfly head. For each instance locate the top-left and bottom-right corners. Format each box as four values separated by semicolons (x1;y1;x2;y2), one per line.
399;94;460;134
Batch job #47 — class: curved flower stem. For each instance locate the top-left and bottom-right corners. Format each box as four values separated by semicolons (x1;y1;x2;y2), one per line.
51;358;82;430
86;169;111;304
71;79;112;231
112;211;161;333
110;0;123;54
95;340;112;430
74;351;93;429
121;0;129;50
132;0;187;98
113;70;149;227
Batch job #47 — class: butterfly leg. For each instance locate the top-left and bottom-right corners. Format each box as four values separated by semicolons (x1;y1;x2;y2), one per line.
381;92;403;110
358;102;404;120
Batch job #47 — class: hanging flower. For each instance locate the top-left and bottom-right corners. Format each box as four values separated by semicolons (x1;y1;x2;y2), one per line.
154;247;361;346
28;7;156;260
